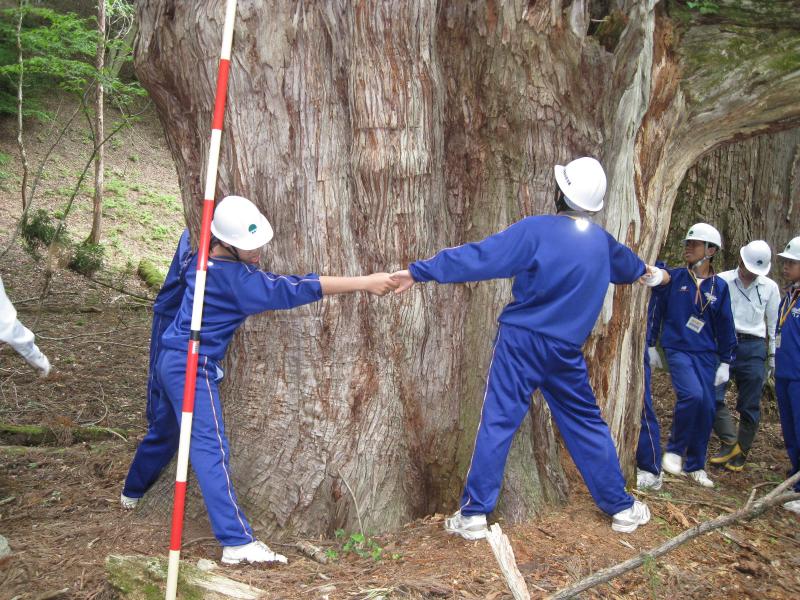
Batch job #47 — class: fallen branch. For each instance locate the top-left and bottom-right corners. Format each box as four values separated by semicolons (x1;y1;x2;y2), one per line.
0;423;129;446
486;523;530;600
549;472;800;600
295;540;329;564
337;469;366;541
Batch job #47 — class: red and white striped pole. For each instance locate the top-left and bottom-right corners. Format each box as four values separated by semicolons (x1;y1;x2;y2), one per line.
165;1;237;598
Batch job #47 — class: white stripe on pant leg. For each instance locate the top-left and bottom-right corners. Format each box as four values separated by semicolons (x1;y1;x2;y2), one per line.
459;332;502;513
147;314;161;420
203;357;252;542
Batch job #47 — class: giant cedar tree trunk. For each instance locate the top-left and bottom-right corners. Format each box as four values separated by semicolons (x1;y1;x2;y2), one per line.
663;127;800;274
134;0;800;537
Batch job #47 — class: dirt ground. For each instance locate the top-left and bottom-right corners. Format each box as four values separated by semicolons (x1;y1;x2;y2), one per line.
1;240;800;600
2;101;800;600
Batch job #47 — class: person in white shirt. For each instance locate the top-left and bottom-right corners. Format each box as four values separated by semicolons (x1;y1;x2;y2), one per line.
709;240;780;471
0;274;50;377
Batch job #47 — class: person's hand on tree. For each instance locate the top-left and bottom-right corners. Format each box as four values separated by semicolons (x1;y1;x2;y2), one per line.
390;270;416;294
362;273;400;296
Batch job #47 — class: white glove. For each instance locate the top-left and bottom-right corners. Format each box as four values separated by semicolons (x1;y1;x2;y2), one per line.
714;363;730;387
648;346;663;370
641;267;664;287
27;351;51;378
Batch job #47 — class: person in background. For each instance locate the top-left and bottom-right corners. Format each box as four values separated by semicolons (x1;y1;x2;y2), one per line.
637;262;666;491
774;236;800;514
121;228;192;508
648;223;736;489
708;240;780;472
0;274;50;377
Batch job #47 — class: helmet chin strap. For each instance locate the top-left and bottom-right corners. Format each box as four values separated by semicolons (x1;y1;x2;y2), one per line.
690;243;713;272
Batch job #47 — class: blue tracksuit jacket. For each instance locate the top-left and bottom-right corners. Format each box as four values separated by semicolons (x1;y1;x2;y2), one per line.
410;214;645;346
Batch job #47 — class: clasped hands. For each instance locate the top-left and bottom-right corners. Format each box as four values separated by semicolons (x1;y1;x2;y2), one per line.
357;270;416;296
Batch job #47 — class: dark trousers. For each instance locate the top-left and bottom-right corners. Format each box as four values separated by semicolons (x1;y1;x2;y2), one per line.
713;338;766;453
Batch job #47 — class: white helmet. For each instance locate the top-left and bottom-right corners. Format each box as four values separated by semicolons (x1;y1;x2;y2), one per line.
739;240;772;276
210;195;274;250
554;157;607;212
684;222;722;248
778;236;800;261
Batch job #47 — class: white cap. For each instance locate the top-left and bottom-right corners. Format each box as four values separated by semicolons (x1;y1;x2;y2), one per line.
778;236;800;261
684;222;722;248
210;195;274;250
554;157;607;212
739;240;771;276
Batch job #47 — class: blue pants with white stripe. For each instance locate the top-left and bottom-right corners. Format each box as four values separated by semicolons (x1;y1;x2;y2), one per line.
776;378;800;493
460;324;634;517
664;349;717;473
125;347;255;546
123;314;178;499
636;356;662;475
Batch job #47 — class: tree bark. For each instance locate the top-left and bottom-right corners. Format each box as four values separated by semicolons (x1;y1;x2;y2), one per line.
133;0;800;537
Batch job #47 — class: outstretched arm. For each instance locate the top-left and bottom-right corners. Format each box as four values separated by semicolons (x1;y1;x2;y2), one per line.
320;273;397;296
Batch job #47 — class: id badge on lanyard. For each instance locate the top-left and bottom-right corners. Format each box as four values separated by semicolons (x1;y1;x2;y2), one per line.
776;332;781;349
686;315;705;334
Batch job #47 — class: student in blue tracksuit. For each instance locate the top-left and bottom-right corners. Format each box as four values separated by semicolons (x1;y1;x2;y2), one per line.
775;236;800;514
121;228;193;508
391;157;664;539
650;223;737;489
637;263;666;491
121;195;397;565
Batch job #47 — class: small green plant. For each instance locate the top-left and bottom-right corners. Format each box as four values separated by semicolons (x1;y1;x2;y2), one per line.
642;555;661;599
686;1;720;15
334;529;384;561
20;208;64;248
69;241;104;276
324;548;338;561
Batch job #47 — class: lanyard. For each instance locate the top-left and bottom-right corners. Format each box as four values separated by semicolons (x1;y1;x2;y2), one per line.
779;289;800;328
688;269;716;315
734;278;762;307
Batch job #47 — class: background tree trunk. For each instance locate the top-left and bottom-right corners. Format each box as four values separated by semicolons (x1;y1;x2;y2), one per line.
663;126;800;273
133;0;800;538
88;0;105;245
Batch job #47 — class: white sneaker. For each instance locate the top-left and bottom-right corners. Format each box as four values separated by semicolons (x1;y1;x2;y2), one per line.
221;540;287;565
686;469;714;488
661;452;683;476
27;352;50;378
782;500;800;514
120;494;139;509
636;469;663;491
444;510;488;540
612;500;651;533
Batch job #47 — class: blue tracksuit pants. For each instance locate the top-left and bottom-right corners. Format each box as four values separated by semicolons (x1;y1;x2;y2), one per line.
123;314;177;498
776;378;800;493
460;324;633;517
636;356;662;476
125;347;255;546
664;349;717;473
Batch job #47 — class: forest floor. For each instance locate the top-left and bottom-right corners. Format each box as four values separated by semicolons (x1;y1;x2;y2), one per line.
2;105;800;600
